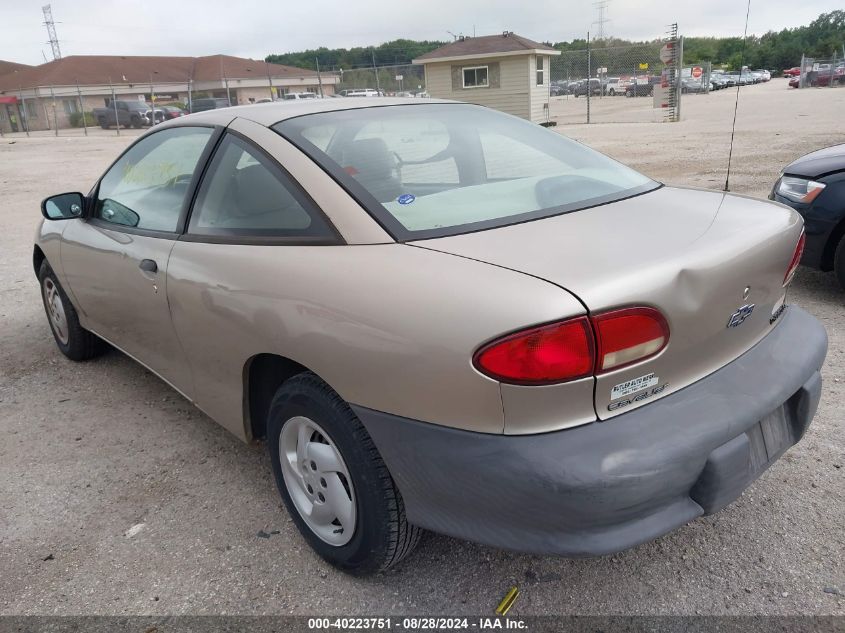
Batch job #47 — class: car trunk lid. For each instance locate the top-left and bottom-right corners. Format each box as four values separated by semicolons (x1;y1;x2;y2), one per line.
413;186;803;419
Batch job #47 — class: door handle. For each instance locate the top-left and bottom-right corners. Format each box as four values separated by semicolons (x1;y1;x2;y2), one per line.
139;259;158;273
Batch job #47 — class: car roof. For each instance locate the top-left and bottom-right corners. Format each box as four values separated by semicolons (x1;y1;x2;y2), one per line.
175;97;455;128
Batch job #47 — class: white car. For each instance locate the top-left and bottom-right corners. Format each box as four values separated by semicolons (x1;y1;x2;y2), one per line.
341;89;380;98
283;92;319;100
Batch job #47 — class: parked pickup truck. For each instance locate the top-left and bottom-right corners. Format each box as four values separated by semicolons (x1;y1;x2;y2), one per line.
92;101;150;129
625;76;662;97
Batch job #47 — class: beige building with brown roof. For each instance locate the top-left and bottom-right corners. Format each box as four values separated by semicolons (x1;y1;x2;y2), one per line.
0;54;338;133
413;32;560;123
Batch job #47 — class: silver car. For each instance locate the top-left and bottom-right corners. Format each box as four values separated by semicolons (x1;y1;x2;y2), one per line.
35;99;827;575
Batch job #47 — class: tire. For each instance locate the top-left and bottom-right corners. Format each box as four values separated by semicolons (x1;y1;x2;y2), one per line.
38;261;108;361
98;116;108;129
131;116;142;129
609;88;615;96
834;236;845;290
267;373;421;575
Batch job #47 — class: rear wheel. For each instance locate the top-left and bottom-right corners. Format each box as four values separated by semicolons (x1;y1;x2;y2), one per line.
131;116;142;129
833;236;845;289
98;116;108;129
38;261;108;361
267;373;421;575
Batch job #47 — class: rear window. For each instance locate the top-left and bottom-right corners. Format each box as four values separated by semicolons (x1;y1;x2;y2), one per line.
274;104;657;240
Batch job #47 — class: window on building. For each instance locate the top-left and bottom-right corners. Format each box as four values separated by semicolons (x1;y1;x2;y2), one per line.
25;99;39;118
63;99;80;115
536;56;545;86
462;66;489;88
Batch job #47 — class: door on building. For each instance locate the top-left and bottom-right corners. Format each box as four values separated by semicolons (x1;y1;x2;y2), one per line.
5;105;18;132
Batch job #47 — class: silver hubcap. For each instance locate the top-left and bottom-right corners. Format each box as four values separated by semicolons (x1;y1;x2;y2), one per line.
43;278;69;345
280;416;356;546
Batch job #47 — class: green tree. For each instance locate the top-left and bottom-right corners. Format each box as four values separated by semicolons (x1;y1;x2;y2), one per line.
266;11;845;76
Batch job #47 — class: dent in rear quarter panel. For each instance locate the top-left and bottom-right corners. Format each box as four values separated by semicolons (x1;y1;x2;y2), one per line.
165;242;588;439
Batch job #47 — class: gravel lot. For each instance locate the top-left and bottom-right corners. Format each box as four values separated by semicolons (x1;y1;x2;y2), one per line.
1;79;843;617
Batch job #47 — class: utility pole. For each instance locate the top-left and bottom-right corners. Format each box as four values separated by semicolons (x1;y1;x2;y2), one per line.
149;73;157;126
592;0;611;40
372;50;381;94
265;60;274;100
316;57;324;97
16;74;30;137
586;32;591;124
50;84;58;136
76;80;87;136
42;4;62;60
109;77;120;136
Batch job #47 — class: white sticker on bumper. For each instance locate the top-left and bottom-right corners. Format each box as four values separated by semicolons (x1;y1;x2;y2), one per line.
611;373;658;400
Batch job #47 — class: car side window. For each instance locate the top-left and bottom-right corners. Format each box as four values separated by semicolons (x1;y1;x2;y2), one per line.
95;127;214;232
188;134;334;239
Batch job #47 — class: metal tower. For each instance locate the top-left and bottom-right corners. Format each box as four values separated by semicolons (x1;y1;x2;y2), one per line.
592;0;611;40
42;4;62;60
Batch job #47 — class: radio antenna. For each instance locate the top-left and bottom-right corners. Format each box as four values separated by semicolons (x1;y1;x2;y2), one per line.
724;0;752;192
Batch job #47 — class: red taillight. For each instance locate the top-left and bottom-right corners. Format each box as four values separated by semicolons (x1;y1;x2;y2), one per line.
474;307;670;385
473;317;594;385
783;231;805;286
592;307;669;372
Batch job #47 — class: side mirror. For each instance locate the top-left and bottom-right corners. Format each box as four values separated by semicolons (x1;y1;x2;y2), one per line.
41;192;85;221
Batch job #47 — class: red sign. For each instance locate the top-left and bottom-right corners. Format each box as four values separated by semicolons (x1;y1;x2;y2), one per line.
0;96;18;104
692;66;703;79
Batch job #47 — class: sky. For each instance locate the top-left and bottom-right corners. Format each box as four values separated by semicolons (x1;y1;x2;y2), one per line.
1;0;841;66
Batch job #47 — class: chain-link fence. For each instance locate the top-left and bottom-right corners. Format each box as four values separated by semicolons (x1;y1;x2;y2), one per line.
797;54;844;88
335;63;427;96
548;29;684;124
682;62;712;95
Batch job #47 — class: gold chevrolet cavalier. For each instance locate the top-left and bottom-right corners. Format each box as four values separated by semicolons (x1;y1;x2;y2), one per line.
34;99;827;574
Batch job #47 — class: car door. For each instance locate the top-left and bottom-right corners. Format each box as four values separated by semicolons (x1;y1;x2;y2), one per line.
60;125;219;398
166;121;344;436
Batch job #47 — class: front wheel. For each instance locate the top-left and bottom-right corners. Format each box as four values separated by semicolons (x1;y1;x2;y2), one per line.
131;116;142;129
98;116;108;129
39;261;108;361
267;373;421;575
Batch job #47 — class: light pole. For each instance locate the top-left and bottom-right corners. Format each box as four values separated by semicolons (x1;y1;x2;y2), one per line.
316;57;324;97
371;50;381;94
50;84;58;136
15;70;29;137
265;60;274;100
149;71;158;126
76;79;88;136
108;76;120;136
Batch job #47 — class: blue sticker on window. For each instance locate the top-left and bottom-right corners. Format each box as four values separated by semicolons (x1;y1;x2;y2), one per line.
397;194;416;205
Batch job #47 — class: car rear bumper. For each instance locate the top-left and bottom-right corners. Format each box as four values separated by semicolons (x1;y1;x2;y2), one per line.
354;305;827;556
